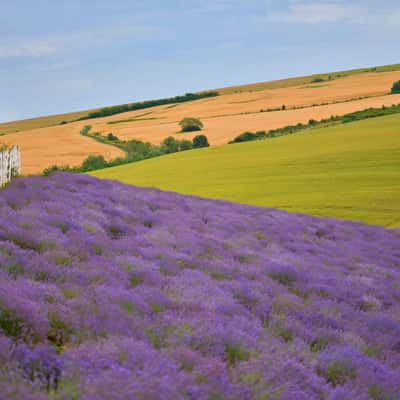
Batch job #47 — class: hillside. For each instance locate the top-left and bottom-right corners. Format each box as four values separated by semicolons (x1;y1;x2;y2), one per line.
1;64;400;174
92;113;400;228
0;173;399;399
216;63;400;94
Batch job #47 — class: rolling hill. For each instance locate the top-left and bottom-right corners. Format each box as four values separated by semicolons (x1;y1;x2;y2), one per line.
91;113;400;228
1;64;400;174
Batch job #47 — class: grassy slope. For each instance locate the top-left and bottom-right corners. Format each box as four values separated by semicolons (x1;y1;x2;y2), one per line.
91;113;400;228
2;63;399;135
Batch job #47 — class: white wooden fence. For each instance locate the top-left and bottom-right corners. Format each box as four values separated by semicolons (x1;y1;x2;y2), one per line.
0;146;21;187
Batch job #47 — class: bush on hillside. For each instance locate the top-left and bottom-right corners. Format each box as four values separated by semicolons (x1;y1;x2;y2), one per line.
193;135;210;148
42;131;212;176
80;125;92;136
229;131;267;144
162;136;180;154
81;155;108;172
125;139;155;159
179;117;204;132
391;81;400;94
179;139;193;151
42;165;72;176
107;133;119;142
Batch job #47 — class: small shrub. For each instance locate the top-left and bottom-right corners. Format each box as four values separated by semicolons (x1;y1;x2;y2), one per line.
42;165;72;176
230;132;258;143
391;80;400;94
192;135;210;148
81;155;108;171
179;117;203;132
80;125;92;136
179;139;193;151
106;133;119;141
161;136;180;154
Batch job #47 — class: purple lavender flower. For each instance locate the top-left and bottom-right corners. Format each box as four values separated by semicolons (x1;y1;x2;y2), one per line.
0;172;399;399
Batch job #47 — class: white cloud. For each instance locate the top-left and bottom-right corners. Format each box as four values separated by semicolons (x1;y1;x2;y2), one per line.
0;24;170;59
267;1;357;24
0;41;56;58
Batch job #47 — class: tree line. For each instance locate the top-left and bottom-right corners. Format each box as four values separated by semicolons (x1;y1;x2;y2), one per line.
78;92;219;120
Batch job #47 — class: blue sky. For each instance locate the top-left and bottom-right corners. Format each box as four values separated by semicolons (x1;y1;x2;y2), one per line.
1;0;399;122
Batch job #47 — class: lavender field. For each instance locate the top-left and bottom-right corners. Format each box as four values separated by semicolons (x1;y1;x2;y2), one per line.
0;173;399;399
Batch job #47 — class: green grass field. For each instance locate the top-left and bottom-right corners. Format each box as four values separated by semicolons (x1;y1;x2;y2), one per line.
91;114;400;228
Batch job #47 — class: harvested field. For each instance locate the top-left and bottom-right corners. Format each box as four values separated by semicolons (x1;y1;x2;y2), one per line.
217;63;400;93
0;109;99;136
90;93;400;145
2;69;400;172
0;123;124;174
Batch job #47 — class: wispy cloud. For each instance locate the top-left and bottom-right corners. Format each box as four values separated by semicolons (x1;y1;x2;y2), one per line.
267;1;357;24
0;24;170;59
265;0;400;30
0;41;56;58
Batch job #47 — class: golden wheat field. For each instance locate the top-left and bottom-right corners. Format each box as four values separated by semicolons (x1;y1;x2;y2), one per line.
1;69;400;174
0;124;124;174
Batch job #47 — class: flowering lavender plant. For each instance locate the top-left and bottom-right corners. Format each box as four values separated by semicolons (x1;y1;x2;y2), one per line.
0;173;399;399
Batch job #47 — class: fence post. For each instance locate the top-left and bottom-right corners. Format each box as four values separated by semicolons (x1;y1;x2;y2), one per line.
0;145;21;187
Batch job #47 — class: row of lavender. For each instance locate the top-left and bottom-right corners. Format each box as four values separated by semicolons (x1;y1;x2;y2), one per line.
0;173;399;399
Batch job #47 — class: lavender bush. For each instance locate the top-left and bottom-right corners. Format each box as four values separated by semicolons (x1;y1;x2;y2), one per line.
0;173;399;399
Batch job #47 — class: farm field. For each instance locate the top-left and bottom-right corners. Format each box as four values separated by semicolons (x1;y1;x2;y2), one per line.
1;67;400;173
0;108;99;136
0;124;124;174
216;63;400;94
0;173;399;398
1;64;399;136
92;93;400;146
92;113;400;228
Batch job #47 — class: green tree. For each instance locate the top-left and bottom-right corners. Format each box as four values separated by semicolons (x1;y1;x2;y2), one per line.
162;136;180;153
192;135;210;148
391;81;400;94
81;155;108;171
179;139;193;151
107;133;119;141
179;117;204;132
